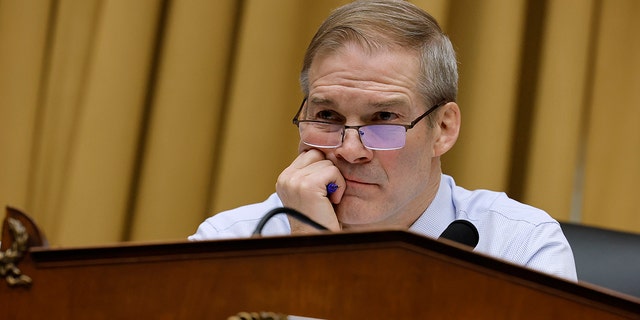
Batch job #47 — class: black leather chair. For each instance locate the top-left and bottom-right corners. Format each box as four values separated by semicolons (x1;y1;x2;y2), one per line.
560;221;640;298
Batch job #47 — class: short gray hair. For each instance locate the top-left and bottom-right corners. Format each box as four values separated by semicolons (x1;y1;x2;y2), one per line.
300;0;458;108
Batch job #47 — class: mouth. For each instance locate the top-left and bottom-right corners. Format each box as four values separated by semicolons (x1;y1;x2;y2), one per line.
344;178;377;189
338;165;381;189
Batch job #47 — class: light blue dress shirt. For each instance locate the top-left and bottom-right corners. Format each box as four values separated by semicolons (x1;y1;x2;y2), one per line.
189;174;577;280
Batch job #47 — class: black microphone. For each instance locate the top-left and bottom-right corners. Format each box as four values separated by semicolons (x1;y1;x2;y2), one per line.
439;220;479;248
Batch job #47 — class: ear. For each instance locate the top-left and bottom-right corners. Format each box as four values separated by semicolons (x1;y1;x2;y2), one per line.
433;102;460;157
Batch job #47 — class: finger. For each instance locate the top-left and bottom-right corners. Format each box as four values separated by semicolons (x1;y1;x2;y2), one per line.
290;149;326;169
327;172;346;204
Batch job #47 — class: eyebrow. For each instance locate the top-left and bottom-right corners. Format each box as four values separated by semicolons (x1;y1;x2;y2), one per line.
308;97;410;109
308;97;335;107
370;98;409;109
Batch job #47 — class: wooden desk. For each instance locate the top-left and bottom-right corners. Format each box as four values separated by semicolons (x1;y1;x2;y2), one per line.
2;231;640;319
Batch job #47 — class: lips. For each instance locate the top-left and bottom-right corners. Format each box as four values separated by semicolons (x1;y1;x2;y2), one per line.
346;178;369;184
340;168;379;184
338;165;381;187
344;178;377;188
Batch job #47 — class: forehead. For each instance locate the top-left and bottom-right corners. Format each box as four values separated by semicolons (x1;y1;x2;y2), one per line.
307;43;421;105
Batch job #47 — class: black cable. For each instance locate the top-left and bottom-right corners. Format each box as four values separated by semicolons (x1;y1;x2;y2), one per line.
252;207;329;236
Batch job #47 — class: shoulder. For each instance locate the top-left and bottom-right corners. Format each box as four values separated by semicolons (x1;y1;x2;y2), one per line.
445;175;553;226
447;176;558;241
188;193;291;240
443;175;576;279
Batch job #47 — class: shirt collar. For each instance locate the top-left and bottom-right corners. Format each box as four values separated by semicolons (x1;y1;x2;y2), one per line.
408;174;457;239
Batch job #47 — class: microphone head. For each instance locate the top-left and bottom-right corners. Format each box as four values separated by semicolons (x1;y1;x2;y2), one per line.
439;220;479;248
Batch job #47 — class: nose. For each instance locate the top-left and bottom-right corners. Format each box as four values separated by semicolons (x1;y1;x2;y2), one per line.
334;128;373;163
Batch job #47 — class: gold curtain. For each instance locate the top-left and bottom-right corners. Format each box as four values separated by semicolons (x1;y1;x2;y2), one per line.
1;0;638;246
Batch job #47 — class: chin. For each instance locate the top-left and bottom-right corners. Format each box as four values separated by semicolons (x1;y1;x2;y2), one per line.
335;199;385;227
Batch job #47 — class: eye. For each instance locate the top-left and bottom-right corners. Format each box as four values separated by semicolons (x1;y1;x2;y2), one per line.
315;109;343;122
372;111;399;122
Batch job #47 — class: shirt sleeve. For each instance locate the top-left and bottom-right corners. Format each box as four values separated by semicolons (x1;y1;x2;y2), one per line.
521;221;577;281
188;193;290;240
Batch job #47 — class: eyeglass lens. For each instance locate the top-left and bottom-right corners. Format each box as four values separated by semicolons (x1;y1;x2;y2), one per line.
298;122;406;150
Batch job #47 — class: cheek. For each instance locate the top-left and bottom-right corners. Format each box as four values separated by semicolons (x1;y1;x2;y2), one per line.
376;150;414;185
298;141;324;154
298;142;334;160
407;127;436;159
385;148;426;175
385;133;434;179
297;141;307;153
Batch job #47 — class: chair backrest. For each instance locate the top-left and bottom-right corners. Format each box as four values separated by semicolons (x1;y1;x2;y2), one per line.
560;222;640;298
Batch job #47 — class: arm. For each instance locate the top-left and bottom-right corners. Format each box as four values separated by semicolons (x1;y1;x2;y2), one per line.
522;222;578;281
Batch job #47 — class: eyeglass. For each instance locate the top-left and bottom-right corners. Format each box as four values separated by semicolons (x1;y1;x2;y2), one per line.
292;99;446;150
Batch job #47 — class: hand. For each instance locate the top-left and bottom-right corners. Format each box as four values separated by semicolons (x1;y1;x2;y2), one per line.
276;149;345;233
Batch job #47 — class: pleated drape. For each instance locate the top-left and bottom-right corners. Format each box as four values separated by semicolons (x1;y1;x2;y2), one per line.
0;0;638;246
581;0;640;228
522;0;596;222
128;1;239;241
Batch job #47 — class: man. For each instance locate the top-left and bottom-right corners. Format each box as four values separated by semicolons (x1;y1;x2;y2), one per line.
190;0;577;280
